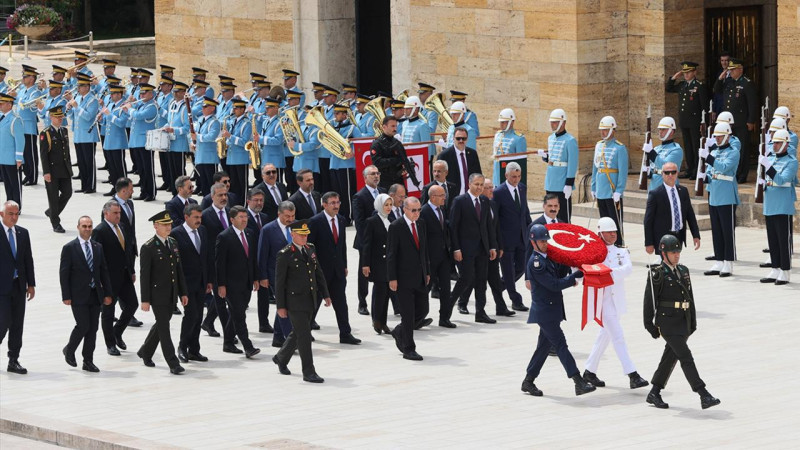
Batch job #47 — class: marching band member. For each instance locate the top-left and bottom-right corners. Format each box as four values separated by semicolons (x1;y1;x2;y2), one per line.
91;59;118;97
288;104;322;189
355;94;374;136
192;97;221;196
255;97;286;179
155;77;175;191
189;78;211;119
66;73;100;194
281;69;304;108
37;80;67;130
0;93;25;206
164;81;191;196
221;98;252;205
124;83;158;201
99;85;130;195
281;90;303;191
16;65;45;186
329;103;362;221
65;51;93;91
417;83;438;131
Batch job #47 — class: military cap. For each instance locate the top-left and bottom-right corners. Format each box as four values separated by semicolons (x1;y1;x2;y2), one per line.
311;82;325;92
333;103;349;113
232;98;247;108
76;73;92;85
220;82;237;91
256;80;271;89
418;82;435;93
342;83;357;93
289;220;311;235
160;64;175;73
356;94;371;104
250;72;266;81
323;86;340;96
449;90;468;101
659;233;681;253
203;97;220;107
173;81;189;91
51;65;67;74
0;66;7;74
192;78;210;88
108;85;125;94
129;68;140;77
376;90;393;98
74;51;89;61
218;75;234;82
192;67;208;75
149;210;173;224
48;80;65;89
264;97;280;107
139;68;153;77
48;105;65;117
102;59;118;67
286;90;302;100
680;61;699;72
390;99;406;109
727;58;744;70
0;92;15;102
21;65;38;77
139;83;156;92
160;77;175;86
106;75;121;84
282;69;300;78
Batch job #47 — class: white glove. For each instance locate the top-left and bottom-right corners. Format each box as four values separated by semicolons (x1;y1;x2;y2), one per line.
537;149;548;160
757;177;766;186
613;192;621;203
641;165;651;174
563;185;572;199
699;146;710;159
590;191;596;200
437;138;446;147
765;132;772;143
697;172;706;179
759;154;773;170
642;141;653;153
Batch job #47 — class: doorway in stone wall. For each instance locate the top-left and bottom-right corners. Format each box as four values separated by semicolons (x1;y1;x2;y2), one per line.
355;0;391;95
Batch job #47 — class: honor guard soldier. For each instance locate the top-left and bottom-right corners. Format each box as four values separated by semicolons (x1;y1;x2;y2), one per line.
643;234;721;410
37;80;67;130
99;84;130;195
582;218;649;390
164;80;191;195
255;96;286;178
188;67;214;101
591;116;628;245
541;109;579;223
699;122;739;277
713;57;757;183
16;65;45;186
281;69;304;108
641;117;684;191
758;129;797;285
124;83;159;201
450;91;479;137
0;66;8;93
444;101;477;149
492;108;527;185
772;107;798;157
329;103;362;221
272;220;331;383
0;93;25;206
136;210;189;375
521;224;594;397
192;97;221;196
417;83;438;130
39;106;73;233
400;96;434;165
222;98;252;205
67;73;100;194
667;61;708;178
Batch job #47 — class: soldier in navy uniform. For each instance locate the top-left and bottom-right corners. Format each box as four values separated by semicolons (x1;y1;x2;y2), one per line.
667;62;708;178
39;106;72;233
643;234;720;410
713;58;757;183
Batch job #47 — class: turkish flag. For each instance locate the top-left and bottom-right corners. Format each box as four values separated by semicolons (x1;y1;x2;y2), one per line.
355;140;429;198
544;223;608;268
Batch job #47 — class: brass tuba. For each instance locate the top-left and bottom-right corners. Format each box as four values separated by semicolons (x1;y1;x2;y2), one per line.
245;113;261;170
278;106;304;156
365;96;388;136
304;106;352;159
424;92;453;133
396;89;409;102
216;115;228;159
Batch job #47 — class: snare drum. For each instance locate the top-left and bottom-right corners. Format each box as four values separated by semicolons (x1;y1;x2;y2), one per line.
145;129;170;152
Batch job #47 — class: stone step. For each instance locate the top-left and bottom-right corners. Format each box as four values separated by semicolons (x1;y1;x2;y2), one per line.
621;190;710;215
571;202;713;231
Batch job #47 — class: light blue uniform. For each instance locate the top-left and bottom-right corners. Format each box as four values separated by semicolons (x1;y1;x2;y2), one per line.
763;153;798;216
128;100;158;148
166;99;190;152
357;111;377;137
0;80;8;94
15;85;44;134
591;139;628;199
194;114;221;165
101;99;129;150
421;107;438;133
280;87;305;109
464;109;480;137
445;121;477;149
38;93;68;129
647;140;683;191
0;110;25;164
292;121;321;173
258;114;286;169
401;116;434;159
706;143;740;206
544;130;579;192
65;67;92;91
491;129;527;185
155;91;173;128
225;115;252;166
71;92;100;144
188;85;214;103
217;98;233;120
329;120;362;170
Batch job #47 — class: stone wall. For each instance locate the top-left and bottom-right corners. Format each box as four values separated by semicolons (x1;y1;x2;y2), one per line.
53;37;156;68
776;0;800;181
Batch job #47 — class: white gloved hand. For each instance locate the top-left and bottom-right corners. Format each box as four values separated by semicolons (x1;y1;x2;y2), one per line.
537;149;548;160
699;146;710;159
759;154;773;170
612;192;622;203
757;177;766;186
641;165;651;174
563;185;572;199
704;138;714;150
696;172;706;179
437;138;446;147
590;191;596;200
642;141;653;153
765;131;772;143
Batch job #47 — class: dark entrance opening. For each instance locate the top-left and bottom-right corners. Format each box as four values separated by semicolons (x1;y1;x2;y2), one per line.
355;0;391;96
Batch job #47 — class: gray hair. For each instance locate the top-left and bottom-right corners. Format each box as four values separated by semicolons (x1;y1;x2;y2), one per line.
278;200;296;213
505;162;521;173
174;175;191;191
468;173;484;183
102;200;121;213
210;182;226;196
2;200;20;211
388;183;406;195
433;160;449;171
403;197;420;209
362;164;377;178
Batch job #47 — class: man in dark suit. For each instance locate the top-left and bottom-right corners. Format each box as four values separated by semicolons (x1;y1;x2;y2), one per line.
0;201;36;374
437;127;482;196
200;171;241;210
420;185;454;328
449;174;497;324
420;160;457;217
60;216;113;372
479;180;515;316
165;175;198;228
258;201;296;348
254;163;288;222
200;182;231;338
388;197;430;361
288;169;321;221
170;204;212;363
113;177;144;327
308;192;361;345
351;164;385;315
387;183;407;223
93;200;138;356
245;188;273;334
136;211;189;375
643;162;701;255
493;162;532;312
216;205;261;358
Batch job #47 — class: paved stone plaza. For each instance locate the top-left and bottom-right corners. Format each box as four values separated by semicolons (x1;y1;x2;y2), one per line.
1;160;798;449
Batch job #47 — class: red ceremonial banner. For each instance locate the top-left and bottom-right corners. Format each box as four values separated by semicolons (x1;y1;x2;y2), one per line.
355;140;429;198
580;263;614;330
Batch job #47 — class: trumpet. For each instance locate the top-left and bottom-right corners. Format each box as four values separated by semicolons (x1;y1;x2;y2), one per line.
19;94;47;108
217;115;230;159
5;77;20;93
279;106;304;156
65;56;98;75
245;113;261;170
305;106;352;159
365;96;388;136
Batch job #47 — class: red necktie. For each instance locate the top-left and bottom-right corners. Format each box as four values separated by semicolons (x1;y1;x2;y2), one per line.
331;218;338;244
411;222;419;249
460;152;468;194
239;231;249;257
474;197;481;219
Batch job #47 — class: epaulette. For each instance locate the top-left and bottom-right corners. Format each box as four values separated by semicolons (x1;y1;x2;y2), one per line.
515;130;524;137
649;265;663;282
743;77;751;82
145;236;157;245
615;140;624;145
278;245;290;254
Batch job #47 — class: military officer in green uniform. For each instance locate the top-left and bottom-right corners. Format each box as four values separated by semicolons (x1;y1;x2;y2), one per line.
137;210;189;375
643;234;720;410
713;57;758;183
666;61;708;179
272;220;331;383
39;106;72;233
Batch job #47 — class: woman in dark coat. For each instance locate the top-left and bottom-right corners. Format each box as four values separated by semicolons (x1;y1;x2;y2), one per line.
361;193;394;334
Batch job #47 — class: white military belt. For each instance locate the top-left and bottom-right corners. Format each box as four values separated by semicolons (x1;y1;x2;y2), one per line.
766;181;792;187
548;161;568;167
712;173;734;182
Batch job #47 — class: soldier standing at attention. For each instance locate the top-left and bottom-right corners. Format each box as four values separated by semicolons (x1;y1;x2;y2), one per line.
666;62;707;179
713;58;757;183
643;234;720;410
39;106;73;233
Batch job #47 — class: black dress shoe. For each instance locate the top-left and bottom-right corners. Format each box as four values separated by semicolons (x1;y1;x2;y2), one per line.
128;317;143;327
98;165;108;170
272;339;285;348
358;306;369;315
201;324;220;337
303;373;324;383
390;327;402;352
21;177;29;184
760;262;772;268
647;391;669;409
273;355;291;375
187;352;208;362
704;255;716;261
82;361;100;373
245;347;261;359
776;279;789;286
170;365;185;375
521;378;543;396
403;351;423;361
7;359;27;374
458;306;469;315
103;190;115;197
75;189;85;193
414;318;433;330
475;313;497;324
582;370;606;387
115;335;127;350
83;189;96;194
63;346;77;367
760;277;777;283
719;272;731;278
259;324;274;334
143;197;156;202
572;374;596;396
223;344;243;354
496;309;516;317
137;352;155;367
310;321;320;330
430;289;440;299
704;270;720;276
511;303;529;312
178;348;189;363
107;346;121;356
53;225;65;233
628;371;649;389
438;319;457;328
700;392;721;409
763;247;771;253
339;334;361;345
45;209;50;218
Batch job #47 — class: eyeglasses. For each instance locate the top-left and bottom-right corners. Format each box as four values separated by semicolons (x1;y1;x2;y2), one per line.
264;170;277;175
221;179;231;184
406;208;422;213
367;172;380;176
663;170;678;175
455;137;467;142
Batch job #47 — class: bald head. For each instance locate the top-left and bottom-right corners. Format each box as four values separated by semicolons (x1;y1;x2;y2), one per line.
427;184;445;207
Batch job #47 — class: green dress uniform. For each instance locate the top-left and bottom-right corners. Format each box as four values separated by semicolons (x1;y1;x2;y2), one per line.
666;62;708;176
273;241;329;378
137;217;188;372
39;121;73;231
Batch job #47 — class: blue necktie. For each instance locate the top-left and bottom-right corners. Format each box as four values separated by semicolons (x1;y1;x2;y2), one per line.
285;226;292;244
8;228;17;278
84;241;95;288
670;187;681;231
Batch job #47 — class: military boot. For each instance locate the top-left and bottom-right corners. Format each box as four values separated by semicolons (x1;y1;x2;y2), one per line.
582;370;605;387
572;374;596;396
628;371;649;389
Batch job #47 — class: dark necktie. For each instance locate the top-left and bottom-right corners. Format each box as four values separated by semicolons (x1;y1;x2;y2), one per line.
84;241;95;288
192;229;201;253
460;152;468;193
436;207;444;229
670;187;681;231
331;218;338;244
255;213;262;229
474;197;481;219
514;188;520;207
239;231;249;257
411;222;419;249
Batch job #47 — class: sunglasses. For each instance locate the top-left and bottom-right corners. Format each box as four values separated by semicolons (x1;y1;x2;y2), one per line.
455;137;467;142
663;170;678;175
406;208;422;213
264;170;277;175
